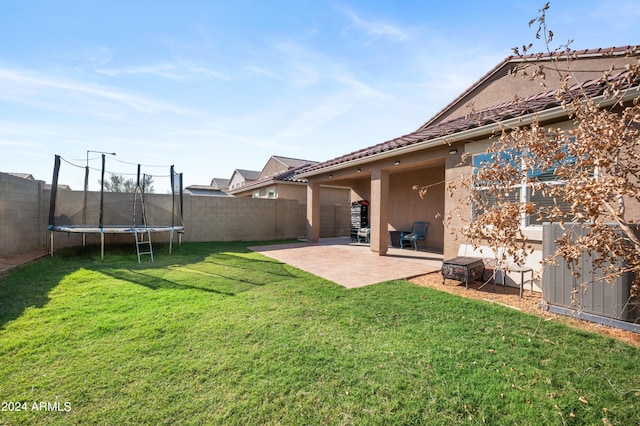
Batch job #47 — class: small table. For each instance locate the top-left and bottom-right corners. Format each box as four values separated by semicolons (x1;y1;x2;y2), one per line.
441;257;485;289
502;264;534;298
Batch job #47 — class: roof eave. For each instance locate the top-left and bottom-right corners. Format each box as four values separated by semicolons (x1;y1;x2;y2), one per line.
297;87;639;179
419;46;639;130
227;178;308;194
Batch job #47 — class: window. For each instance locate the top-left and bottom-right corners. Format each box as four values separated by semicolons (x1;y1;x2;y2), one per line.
267;189;276;199
473;145;576;227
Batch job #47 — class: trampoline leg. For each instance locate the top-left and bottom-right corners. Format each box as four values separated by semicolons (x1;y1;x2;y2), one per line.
169;229;174;254
49;231;54;257
101;233;104;261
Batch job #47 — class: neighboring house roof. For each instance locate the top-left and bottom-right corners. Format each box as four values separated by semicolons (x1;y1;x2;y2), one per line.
257;155;319;180
8;173;35;180
228;168;261;191
271;155;318;169
209;177;230;190
298;68;639;177
228;163;312;195
232;169;260;181
185;185;229;196
44;183;71;190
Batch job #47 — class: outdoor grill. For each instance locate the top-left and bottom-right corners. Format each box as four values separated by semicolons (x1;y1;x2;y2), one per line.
441;257;485;289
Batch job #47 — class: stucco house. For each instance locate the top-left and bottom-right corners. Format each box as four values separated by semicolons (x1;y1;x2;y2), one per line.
230;155;350;205
210;177;230;192
8;173;35;180
298;46;640;287
228;169;260;191
183;177;230;197
184;185;229;197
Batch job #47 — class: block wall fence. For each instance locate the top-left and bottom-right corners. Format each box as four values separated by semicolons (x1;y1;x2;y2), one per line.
0;173;350;257
0;173;48;256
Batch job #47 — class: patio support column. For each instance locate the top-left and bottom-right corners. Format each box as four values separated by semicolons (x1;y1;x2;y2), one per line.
370;169;389;256
306;180;321;242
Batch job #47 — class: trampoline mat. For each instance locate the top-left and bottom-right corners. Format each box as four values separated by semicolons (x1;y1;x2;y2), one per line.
50;225;184;234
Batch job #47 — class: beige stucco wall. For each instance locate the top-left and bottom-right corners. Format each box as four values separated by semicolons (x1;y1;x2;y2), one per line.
433;55;638;125
350;180;371;203
274;184;305;202
258;158;286;179
388;167;445;251
443;149;472;259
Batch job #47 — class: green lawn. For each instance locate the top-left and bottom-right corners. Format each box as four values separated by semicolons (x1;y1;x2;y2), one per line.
0;242;638;425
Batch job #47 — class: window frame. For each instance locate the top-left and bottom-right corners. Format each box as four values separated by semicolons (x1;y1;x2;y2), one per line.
471;142;577;240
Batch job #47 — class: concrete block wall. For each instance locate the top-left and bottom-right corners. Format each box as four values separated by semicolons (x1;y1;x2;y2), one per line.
1;175;350;257
0;173;46;256
183;196;311;242
320;205;350;238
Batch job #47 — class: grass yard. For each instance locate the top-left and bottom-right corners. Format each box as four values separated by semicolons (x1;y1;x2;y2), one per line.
0;242;639;425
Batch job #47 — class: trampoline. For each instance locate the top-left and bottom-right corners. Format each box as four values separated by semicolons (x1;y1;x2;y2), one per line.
47;154;184;262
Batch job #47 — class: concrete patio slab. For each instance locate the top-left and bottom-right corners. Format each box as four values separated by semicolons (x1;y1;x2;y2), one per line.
249;237;443;288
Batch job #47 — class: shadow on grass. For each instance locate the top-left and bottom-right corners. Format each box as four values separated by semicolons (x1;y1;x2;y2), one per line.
99;242;299;295
103;268;241;296
0;255;83;330
0;241;298;329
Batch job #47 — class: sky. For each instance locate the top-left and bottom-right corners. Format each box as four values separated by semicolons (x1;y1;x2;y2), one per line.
1;0;639;192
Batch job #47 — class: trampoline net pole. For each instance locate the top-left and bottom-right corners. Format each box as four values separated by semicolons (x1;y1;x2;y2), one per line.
179;172;184;228
82;162;89;246
170;165;175;229
83;164;89;225
99;154;105;230
48;155;61;229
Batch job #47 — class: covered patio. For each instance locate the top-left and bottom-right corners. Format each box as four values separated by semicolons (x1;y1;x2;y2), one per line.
250;237;443;288
298;141;459;259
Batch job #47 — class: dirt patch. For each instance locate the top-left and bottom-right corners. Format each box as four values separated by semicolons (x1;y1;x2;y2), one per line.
410;272;640;347
0;250;48;276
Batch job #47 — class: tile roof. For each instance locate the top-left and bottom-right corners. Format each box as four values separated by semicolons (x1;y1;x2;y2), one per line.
231;163;313;192
299;69;639;175
185;185;229;196
209;177;230;189
234;169;261;180
8;173;35;180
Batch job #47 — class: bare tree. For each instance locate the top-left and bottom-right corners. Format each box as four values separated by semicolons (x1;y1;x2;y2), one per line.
101;173;155;193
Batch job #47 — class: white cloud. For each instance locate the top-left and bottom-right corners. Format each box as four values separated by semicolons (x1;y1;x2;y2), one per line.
0;140;40;147
96;62;231;81
0;68;192;116
189;66;231;81
245;65;282;80
96;63;184;79
43;46;114;67
339;7;409;44
275;92;356;141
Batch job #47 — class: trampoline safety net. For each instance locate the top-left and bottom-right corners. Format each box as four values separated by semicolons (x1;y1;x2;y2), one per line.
48;154;184;261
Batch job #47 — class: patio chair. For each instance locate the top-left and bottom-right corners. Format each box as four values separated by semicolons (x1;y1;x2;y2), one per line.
400;221;430;251
357;226;370;243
